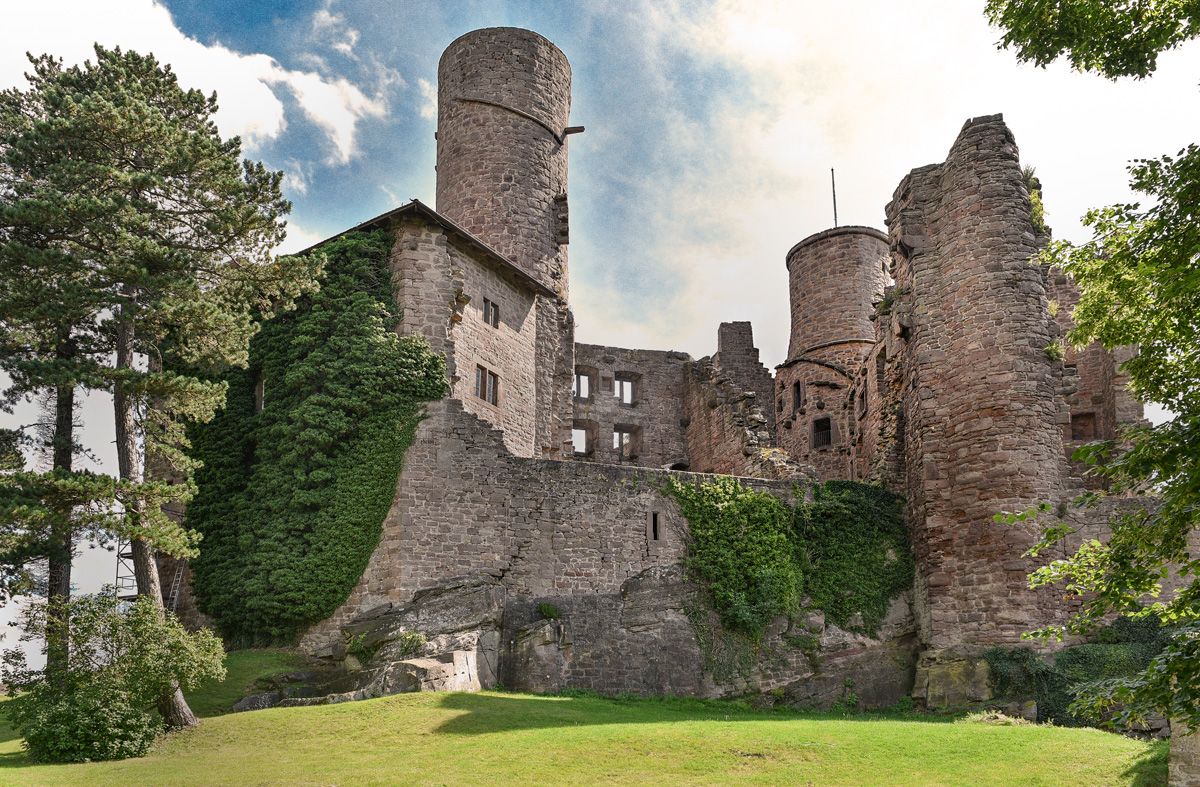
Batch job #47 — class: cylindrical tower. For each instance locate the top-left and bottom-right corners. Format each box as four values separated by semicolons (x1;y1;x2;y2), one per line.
785;227;890;362
436;27;572;296
775;226;889;480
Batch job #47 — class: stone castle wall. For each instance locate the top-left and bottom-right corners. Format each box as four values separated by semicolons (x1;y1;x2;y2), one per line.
884;114;1078;655
571;343;691;468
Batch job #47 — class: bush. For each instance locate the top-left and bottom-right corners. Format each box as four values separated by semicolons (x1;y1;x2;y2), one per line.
2;592;226;762
5;681;162;762
537;602;560;620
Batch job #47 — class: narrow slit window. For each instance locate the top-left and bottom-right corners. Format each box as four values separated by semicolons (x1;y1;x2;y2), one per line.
475;364;499;406
793;380;805;410
813;417;832;448
651;512;660;541
1071;412;1096;442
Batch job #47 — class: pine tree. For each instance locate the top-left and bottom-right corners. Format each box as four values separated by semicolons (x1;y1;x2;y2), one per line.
0;45;322;727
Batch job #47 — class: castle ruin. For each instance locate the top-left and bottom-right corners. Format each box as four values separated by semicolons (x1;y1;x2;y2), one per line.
172;27;1151;709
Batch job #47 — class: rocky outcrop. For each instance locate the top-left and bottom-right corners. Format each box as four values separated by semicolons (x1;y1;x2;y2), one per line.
285;574;503;707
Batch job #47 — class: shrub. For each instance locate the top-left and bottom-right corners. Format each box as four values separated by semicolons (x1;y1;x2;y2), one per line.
537;602;560;620
5;681;162;762
2;592;226;762
662;477;910;640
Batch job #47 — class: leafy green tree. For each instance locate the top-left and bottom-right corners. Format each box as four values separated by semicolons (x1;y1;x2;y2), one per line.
1;592;225;762
986;1;1200;728
985;0;1200;79
0;46;322;726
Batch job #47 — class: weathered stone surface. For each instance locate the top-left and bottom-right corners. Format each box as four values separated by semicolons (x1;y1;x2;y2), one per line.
1172;723;1200;787
231;691;281;713
912;649;993;708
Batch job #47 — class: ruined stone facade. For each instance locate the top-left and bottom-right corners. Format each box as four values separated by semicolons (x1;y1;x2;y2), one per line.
178;28;1157;714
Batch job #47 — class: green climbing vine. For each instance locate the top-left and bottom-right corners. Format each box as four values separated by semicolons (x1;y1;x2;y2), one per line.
185;230;447;644
662;476;911;643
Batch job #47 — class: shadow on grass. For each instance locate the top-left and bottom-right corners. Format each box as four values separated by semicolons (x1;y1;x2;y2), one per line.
430;690;953;736
1123;740;1169;787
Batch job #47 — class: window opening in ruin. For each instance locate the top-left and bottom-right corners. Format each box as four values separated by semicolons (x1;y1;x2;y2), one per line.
778;398;784;414
793;380;805;410
572;428;589;455
254;372;265;412
613;426;638;462
650;512;661;542
575;372;590;399
1071;412;1097;442
475;365;499;406
482;298;500;328
614;375;636;405
857;387;867;419
813;417;832;448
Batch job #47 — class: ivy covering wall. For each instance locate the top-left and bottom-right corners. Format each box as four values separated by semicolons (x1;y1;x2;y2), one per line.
663;476;912;640
185;231;447;644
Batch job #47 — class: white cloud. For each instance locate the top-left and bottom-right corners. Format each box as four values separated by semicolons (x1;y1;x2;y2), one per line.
312;2;361;59
1;0;386;165
417;78;437;120
265;68;386;164
276;222;326;255
569;0;1200;367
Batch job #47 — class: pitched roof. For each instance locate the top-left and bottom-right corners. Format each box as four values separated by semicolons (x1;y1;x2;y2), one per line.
294;199;558;299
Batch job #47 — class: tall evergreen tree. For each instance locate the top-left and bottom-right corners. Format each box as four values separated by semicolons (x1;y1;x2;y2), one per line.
0;46;322;727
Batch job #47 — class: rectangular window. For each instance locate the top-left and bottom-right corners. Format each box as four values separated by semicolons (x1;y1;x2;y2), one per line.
613;427;635;461
857;387;867;418
575;372;590;399
650;512;660;541
572;428;589;455
475;364;499;405
793;380;805;410
813;417;832;448
482;298;500;328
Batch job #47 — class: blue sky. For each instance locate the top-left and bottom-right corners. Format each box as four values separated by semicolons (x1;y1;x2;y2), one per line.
4;0;1199;366
0;1;1196;620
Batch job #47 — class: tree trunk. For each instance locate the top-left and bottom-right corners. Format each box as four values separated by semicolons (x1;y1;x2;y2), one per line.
114;297;198;728
45;340;75;684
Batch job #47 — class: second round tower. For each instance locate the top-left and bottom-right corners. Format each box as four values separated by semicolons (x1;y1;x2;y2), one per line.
436;27;573;296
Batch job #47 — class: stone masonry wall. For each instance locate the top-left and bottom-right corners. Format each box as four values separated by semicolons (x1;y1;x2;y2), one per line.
684;356;811;481
572;343;691;468
714;321;777;437
884;114;1077;655
301;393;806;651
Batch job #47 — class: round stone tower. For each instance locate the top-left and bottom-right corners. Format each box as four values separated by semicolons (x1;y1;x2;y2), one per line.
436;27;572;296
775;226;889;480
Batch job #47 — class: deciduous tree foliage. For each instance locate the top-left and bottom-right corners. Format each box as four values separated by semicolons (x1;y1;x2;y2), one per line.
986;1;1200;729
985;0;1200;79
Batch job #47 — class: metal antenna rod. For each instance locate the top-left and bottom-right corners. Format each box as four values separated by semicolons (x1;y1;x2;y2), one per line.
831;168;838;228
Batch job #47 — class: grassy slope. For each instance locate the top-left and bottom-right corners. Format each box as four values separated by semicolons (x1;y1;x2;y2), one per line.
0;688;1166;787
181;649;309;718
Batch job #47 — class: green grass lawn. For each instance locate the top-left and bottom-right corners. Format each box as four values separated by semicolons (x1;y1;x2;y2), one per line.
0;671;1168;787
180;648;310;718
